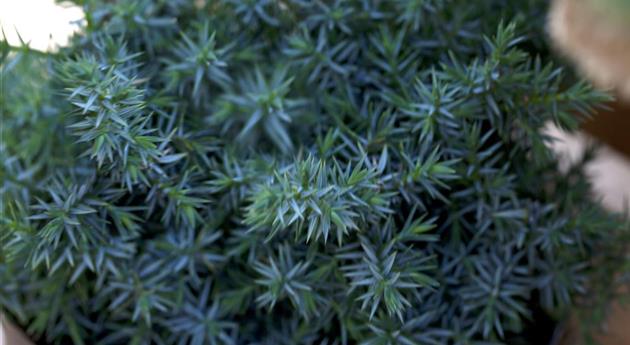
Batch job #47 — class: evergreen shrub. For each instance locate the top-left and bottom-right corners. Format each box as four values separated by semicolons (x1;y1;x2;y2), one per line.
1;1;628;344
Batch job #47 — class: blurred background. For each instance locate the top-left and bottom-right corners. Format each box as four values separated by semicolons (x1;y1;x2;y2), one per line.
1;0;629;344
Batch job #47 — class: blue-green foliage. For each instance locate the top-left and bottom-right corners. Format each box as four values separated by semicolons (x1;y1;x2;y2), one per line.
1;1;628;344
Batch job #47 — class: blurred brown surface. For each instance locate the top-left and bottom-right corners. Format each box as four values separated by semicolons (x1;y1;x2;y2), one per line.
559;302;630;345
583;100;630;157
582;99;630;345
549;0;630;99
594;303;630;345
1;317;33;345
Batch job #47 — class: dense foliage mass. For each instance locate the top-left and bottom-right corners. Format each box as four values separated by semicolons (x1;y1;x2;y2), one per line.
1;1;628;344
